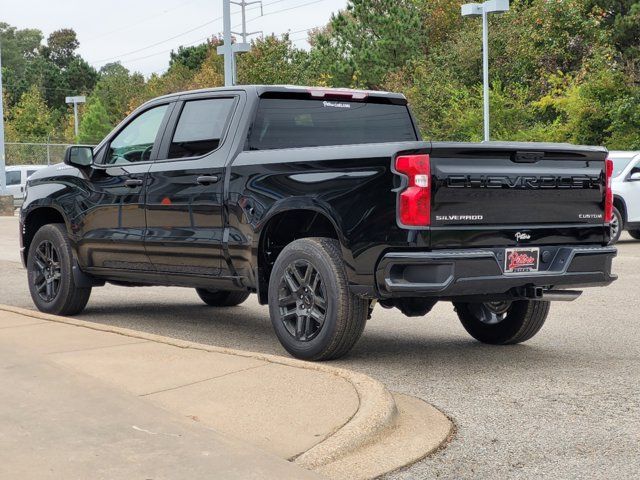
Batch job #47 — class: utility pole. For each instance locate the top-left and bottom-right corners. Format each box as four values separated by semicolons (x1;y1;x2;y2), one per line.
218;0;234;86
231;0;261;84
0;37;6;195
218;0;261;86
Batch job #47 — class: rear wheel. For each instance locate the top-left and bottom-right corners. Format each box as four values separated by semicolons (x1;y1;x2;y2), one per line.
609;207;623;244
196;289;250;307
628;230;640;240
453;300;550;345
268;237;368;361
27;223;91;316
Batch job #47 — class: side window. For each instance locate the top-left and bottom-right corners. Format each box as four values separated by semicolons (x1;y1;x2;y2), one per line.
27;170;37;177
168;98;235;159
106;104;168;165
6;171;21;186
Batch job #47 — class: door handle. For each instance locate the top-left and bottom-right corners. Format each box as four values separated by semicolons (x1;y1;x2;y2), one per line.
196;175;220;185
124;179;144;188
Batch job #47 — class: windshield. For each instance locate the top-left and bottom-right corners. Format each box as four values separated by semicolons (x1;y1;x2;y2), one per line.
610;154;639;177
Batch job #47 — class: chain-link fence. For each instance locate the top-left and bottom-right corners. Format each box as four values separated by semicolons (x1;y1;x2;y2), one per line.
4;142;96;166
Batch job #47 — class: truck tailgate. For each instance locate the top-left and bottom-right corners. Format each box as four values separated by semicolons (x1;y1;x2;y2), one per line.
429;142;609;248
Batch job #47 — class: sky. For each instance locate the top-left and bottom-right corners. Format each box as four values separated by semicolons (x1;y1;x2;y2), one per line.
2;0;348;76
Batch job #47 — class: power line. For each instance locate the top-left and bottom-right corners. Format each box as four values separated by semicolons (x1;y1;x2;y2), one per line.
241;0;328;26
89;16;224;65
93;0;329;74
83;0;199;43
112;34;216;66
89;0;293;66
3;83;81;93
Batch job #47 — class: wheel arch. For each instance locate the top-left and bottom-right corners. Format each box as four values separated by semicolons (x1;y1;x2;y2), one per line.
21;205;70;265
613;195;627;227
255;205;344;304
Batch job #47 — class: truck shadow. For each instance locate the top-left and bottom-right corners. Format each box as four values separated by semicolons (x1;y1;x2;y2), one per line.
77;298;575;371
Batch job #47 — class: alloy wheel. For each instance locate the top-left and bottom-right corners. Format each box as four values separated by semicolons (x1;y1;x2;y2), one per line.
611;212;620;242
32;240;62;302
469;301;512;325
277;259;328;342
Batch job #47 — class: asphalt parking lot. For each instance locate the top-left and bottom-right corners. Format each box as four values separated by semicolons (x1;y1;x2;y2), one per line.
0;216;638;479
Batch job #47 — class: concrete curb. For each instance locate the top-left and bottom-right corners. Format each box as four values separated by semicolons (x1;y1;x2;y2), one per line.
0;304;397;469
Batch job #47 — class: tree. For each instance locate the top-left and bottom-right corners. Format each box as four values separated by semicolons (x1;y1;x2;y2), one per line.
310;0;428;88
78;97;112;144
5;85;54;141
170;43;211;71
0;23;44;107
42;28;79;68
236;35;313;85
93;62;145;124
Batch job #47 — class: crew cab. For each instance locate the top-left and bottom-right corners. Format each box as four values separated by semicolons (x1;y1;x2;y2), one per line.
19;85;617;360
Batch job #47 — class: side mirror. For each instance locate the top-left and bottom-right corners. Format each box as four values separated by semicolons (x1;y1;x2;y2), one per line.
64;145;94;167
629;172;640;182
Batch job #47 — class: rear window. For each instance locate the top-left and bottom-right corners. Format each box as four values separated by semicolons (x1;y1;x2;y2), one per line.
168;97;235;159
248;98;417;150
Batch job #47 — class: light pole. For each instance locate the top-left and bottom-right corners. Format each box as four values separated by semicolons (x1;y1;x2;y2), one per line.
0;37;7;195
65;95;86;141
461;0;510;142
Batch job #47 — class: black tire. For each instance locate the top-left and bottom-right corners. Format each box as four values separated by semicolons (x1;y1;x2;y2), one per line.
628;230;640;240
453;300;550;345
27;223;91;316
268;237;368;361
195;289;250;307
609;207;623;244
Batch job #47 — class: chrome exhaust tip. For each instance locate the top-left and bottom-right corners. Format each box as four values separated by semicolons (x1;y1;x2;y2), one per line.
541;290;582;302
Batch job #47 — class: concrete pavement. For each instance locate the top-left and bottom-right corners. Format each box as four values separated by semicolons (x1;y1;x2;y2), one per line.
0;342;321;480
0;306;452;479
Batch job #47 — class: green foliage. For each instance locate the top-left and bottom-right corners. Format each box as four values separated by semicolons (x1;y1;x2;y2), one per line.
0;22;44;106
42;29;80;68
170;43;211;71
310;0;428;88
237;35;313;85
5;85;54;141
93;63;145;124
78;97;113;144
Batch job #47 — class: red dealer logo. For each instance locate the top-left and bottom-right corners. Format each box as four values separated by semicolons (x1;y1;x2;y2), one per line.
507;251;536;271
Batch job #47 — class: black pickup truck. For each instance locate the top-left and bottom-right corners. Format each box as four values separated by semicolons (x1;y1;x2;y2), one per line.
20;85;617;360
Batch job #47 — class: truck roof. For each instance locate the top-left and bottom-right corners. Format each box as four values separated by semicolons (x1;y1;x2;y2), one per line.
151;85;407;104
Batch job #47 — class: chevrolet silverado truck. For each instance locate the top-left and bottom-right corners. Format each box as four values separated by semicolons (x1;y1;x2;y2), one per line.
20;85;617;360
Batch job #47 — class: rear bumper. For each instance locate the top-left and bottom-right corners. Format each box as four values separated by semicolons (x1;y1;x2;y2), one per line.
375;245;617;299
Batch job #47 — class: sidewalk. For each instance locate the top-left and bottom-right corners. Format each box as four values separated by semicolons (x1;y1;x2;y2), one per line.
0;343;320;480
0;305;453;479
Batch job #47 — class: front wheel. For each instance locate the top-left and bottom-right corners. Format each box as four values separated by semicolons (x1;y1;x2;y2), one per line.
453;300;550;345
27;223;91;316
268;237;368;361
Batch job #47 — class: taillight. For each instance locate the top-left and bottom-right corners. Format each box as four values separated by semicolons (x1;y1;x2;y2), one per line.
395;154;431;226
604;158;613;223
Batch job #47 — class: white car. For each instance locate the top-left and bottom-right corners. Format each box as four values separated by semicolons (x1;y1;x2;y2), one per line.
610;151;640;243
4;165;47;207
